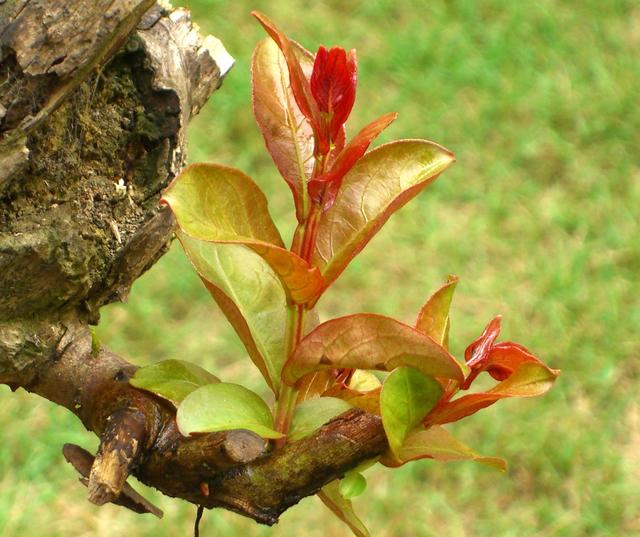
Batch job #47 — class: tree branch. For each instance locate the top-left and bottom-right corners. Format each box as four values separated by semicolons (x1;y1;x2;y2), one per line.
0;0;389;526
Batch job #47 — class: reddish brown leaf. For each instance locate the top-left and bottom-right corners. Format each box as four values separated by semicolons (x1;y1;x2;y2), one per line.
252;11;320;130
252;38;316;221
425;362;560;425
282;313;464;386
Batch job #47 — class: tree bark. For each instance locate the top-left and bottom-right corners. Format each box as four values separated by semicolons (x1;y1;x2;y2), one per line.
0;0;388;526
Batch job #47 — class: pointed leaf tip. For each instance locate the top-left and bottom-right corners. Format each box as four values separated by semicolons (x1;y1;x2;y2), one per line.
416;275;459;348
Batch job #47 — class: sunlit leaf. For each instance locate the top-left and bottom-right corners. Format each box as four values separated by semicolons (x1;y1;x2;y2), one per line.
282;313;464;386
163;163;322;304
177;232;287;393
348;370;382;392
426;362;560;425
380;367;443;456
176;383;283;439
289;397;352;441
318;480;370;537
339;470;367;499
415;275;459;348
380;425;506;471
252;38;315;221
130;359;220;406
312;140;455;292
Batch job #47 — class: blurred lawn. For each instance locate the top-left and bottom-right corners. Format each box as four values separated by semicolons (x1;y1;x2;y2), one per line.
2;0;638;536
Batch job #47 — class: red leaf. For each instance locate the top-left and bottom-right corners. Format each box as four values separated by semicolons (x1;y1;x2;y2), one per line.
461;315;502;389
310;46;357;142
308;112;398;209
425;362;560;425
482;342;545;382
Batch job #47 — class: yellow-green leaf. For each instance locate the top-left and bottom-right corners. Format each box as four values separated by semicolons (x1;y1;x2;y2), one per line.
312;140;455;292
176;383;283;439
163;163;322;304
282;313;464;386
177;232;287;393
381;425;507;472
415;275;459;348
380;367;443;456
339;470;367;500
130;359;220;406
289;397;352;442
318;480;370;537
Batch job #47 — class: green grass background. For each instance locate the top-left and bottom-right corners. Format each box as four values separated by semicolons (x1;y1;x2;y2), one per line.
1;0;638;535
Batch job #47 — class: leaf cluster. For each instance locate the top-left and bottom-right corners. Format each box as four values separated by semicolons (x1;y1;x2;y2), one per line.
130;12;559;535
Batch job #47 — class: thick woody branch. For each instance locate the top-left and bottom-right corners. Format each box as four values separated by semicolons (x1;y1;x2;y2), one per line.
27;323;388;524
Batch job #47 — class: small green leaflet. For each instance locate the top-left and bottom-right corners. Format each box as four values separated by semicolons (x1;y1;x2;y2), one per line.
380;366;443;456
289;397;352;442
130;359;220;406
176;382;283;439
339;470;367;500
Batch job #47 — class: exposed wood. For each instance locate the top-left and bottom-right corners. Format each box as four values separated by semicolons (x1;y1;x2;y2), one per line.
63;443;164;518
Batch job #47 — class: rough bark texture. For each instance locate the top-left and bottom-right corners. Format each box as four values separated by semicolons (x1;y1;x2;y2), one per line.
0;0;389;526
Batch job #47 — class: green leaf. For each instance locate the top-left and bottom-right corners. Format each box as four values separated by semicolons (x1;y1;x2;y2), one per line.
289;397;352;442
163;163;322;304
177;231;287;393
312;140;455;292
282;313;464;386
318;480;370;537
381;425;507;472
339;470;367;500
176;382;283;439
252;38;315;221
380;367;443;456
415;275;459;348
130;359;220;406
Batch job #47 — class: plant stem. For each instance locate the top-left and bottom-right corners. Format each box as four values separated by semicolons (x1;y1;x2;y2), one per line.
274;304;305;445
274;151;329;446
